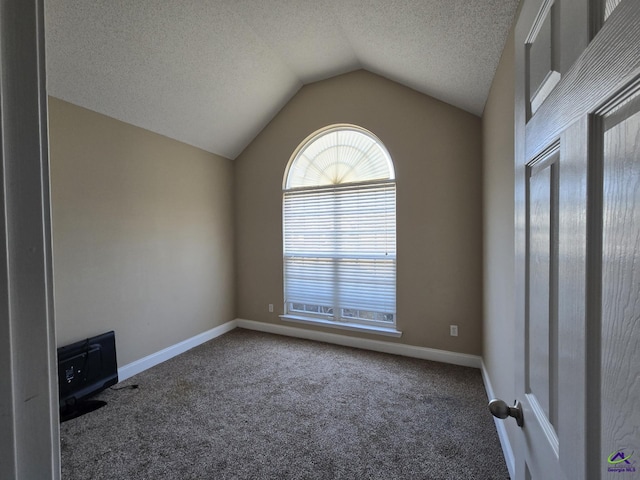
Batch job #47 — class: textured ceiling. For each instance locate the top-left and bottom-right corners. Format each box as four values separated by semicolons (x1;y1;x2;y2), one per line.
45;0;519;159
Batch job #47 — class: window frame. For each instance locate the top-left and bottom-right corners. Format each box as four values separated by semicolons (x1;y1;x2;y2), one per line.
281;125;400;336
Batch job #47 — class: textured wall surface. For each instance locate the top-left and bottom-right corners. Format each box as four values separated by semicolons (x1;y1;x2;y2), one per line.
49;97;235;366
482;28;518;451
235;70;483;355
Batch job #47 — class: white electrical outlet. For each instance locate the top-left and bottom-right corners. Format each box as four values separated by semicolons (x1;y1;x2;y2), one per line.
268;304;274;313
450;325;458;337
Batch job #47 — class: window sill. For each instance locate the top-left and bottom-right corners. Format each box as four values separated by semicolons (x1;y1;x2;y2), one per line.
279;314;402;338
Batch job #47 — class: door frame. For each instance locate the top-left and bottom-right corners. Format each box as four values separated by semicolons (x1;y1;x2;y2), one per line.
0;0;60;478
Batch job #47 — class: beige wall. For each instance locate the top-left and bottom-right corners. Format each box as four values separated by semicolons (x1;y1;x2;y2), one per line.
49;97;235;366
235;70;483;355
482;29;517;448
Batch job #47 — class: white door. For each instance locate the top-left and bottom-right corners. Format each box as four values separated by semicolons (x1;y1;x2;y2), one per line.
496;0;640;479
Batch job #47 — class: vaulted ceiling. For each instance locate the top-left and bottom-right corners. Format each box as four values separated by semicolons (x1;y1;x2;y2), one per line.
45;0;519;160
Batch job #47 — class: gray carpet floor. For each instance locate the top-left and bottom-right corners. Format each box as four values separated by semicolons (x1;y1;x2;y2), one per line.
60;328;509;479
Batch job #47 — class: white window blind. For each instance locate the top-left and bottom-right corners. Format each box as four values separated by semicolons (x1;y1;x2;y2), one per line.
283;181;396;323
286;129;393;188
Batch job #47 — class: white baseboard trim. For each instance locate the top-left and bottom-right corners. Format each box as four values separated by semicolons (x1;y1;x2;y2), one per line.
118;320;238;381
235;318;482;368
481;360;515;479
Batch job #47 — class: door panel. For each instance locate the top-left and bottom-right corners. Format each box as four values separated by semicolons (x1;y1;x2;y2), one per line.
522;146;564;480
600;89;640;476
527;150;559;430
527;1;561;115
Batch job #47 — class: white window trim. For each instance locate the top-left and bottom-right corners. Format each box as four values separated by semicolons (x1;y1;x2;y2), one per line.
280;314;402;338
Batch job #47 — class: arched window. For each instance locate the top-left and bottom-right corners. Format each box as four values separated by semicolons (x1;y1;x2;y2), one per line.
282;125;397;332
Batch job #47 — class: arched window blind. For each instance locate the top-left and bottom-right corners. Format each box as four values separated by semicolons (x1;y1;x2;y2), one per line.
283;126;396;327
